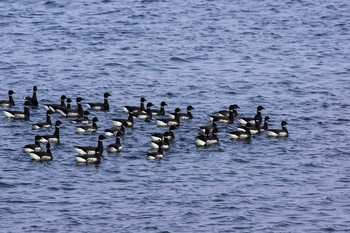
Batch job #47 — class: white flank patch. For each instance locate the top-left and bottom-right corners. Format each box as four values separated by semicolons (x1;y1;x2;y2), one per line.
86;157;98;163
228;133;239;139
76;156;87;163
107;147;117;153
104;131;114;137
122;107;129;113
29;153;41;161
32;125;40;130
267;131;278;137
150;142;159;149
3;111;14;118
75;127;86;133
196;139;206;147
74;148;87;155
111;120;122;127
150;135;161;142
156;120;168;127
23;148;34;153
238;119;247;125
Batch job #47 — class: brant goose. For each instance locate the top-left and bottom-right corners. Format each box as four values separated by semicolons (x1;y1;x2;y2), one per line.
3;101;30;119
32;110;53;129
0;90;15;107
86;92;111;111
267;120;288;137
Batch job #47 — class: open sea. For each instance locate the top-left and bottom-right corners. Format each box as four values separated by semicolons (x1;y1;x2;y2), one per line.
1;0;350;232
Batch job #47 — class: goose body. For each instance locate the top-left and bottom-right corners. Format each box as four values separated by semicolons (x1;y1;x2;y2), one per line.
25;86;38;107
150;137;170;150
199;120;217;134
112;113;134;127
238;105;264;125
147;142;164;160
38;120;62;144
228;126;252;139
107;132;123;153
76;148;102;164
267;121;288;137
44;95;67;112
104;122;127;137
169;105;194;120
122;97;146;113
70;111;90;124
237;115;261;134
30;143;52;161
132;102;154;119
156;108;181;127
86;92;111;111
0;90;15;107
3;101;30;119
32;110;52;129
57;97;84;117
215;104;240;117
74;135;105;156
23;136;42;153
150;101;167;116
208;104;237;124
150;125;175;142
75;117;98;133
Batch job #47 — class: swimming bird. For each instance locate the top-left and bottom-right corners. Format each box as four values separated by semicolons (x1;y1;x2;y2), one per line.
74;135;106;156
195;129;210;147
70;110;90;124
111;113;134;127
195;128;219;147
23;136;42;154
44;95;67;112
57;97;84;117
228;125;252;139
267;120;288;137
86;92;111;111
32;110;53;129
156;107;181;127
107;131;123;153
261;116;270;131
169;105;194;119
104;122;128;137
199;119;217;134
150;137;170;150
122;97;146;113
147;141;164;160
3;101;30;120
208;104;237;124
238;105;264;126
215;104;240;117
30;143;52;161
75;147;102;164
150;101;167;116
237;115;261;134
75;117;98;133
0;90;15;107
150;125;176;142
38;120;62;144
132;102;154;119
25;86;38;107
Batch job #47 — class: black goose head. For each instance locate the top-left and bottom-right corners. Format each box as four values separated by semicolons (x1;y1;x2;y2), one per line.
83;110;90;116
257;106;265;111
92;117;99;123
33;86;37;92
98;135;106;141
146;102;154;108
104;92;111;98
281;120;288;127
140;97;146;102
8;90;15;95
187;105;194;111
60;95;67;100
160;101;167;107
265;116;270;121
55;120;62;127
76;97;84;103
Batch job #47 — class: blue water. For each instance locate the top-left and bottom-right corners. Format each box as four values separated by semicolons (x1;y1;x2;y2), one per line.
1;0;350;232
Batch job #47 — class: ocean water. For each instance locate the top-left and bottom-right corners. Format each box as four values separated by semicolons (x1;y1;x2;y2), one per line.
1;0;350;232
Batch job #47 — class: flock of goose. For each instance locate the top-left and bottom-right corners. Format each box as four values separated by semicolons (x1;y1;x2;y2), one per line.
0;86;288;164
